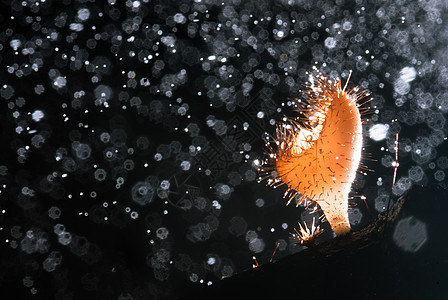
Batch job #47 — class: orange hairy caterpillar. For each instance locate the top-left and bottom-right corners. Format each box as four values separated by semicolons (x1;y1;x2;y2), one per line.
259;67;370;236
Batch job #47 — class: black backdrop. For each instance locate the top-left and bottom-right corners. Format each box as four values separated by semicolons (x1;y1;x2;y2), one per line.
0;0;447;298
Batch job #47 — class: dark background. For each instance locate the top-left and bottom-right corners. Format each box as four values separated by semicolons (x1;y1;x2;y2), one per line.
0;0;447;298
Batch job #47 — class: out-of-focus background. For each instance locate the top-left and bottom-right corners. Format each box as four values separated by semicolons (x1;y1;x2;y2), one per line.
0;0;447;298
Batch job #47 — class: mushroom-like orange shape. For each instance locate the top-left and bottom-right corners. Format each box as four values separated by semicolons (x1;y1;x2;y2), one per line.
262;69;367;236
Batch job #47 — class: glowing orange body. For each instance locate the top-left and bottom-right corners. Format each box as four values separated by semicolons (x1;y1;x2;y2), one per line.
275;79;363;235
